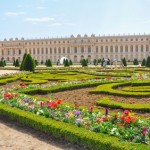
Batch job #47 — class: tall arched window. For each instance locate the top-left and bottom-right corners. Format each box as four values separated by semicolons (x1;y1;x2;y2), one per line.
88;46;91;53
81;46;84;53
59;47;61;54
74;47;77;53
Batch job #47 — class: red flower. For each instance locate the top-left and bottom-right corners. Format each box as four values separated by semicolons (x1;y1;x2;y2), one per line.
88;106;94;113
125;116;131;124
57;99;62;105
142;127;147;136
20;83;26;87
48;101;52;108
74;102;79;109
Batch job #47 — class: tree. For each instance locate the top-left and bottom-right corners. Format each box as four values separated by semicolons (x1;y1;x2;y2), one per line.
101;58;104;67
20;53;27;71
63;59;66;65
13;60;16;66
15;59;20;67
23;54;35;72
141;58;146;66
98;59;101;64
93;59;97;66
122;58;127;66
64;59;69;67
69;60;73;65
0;61;4;67
47;59;52;67
41;60;43;64
86;59;89;64
82;59;87;67
146;56;150;67
133;58;139;65
35;60;38;66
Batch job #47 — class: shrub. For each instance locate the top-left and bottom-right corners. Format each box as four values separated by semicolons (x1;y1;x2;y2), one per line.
64;59;69;67
141;58;146;66
146;56;150;67
69;60;73;65
20;53;27;71
13;60;16;66
47;59;52;67
82;59;88;67
122;58;127;66
23;54;35;72
133;58;139;65
15;59;20;67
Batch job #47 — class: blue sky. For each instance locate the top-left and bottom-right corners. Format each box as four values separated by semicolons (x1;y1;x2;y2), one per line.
0;0;150;39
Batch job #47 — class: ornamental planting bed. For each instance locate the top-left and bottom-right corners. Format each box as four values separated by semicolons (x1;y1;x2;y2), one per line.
0;69;150;149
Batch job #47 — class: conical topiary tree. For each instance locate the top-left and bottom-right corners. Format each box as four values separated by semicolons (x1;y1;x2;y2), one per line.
82;59;87;67
23;54;35;72
15;59;20;67
93;59;97;66
123;58;127;66
47;59;52;67
141;58;146;66
146;56;150;67
64;59;69;67
69;59;73;65
3;60;6;66
45;60;48;66
20;53;27;71
133;58;139;65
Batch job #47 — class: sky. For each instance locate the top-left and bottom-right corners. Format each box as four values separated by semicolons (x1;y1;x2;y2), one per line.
0;0;150;40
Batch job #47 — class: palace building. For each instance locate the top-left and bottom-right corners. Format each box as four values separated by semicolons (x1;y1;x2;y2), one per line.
0;34;150;63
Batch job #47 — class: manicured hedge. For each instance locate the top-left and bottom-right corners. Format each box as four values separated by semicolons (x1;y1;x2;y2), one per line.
19;80;120;95
0;104;149;150
0;76;21;85
90;82;150;97
96;97;150;112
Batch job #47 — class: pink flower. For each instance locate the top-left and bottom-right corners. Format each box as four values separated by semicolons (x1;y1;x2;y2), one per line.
142;127;147;136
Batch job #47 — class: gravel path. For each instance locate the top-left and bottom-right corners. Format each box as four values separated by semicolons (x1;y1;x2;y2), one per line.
0;118;87;150
0;70;19;75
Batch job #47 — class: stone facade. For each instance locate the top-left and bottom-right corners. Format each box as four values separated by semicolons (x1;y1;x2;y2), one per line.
0;34;150;63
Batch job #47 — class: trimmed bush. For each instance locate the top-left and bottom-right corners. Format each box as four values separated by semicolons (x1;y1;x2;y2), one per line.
15;59;20;67
23;54;35;72
0;104;149;150
64;59;69;67
97;97;150;112
20;53;27;71
133;58;139;65
146;56;150;67
141;58;146;66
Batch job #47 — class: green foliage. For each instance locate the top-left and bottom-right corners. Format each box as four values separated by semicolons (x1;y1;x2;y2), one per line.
20;53;27;71
15;59;20;67
69;60;73;65
0;104;149;150
86;58;89;64
98;59;101;63
101;58;104;66
46;59;52;67
82;59;88;67
146;56;150;67
90;81;150;97
97;97;150;112
63;59;66;65
35;60;38;66
22;54;35;72
64;59;69;67
41;60;43;64
122;58;127;66
141;58;146;66
93;59;97;66
3;60;6;66
133;58;139;65
13;60;16;66
0;60;5;67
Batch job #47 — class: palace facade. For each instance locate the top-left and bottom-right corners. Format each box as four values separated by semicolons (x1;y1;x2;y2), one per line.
0;34;150;63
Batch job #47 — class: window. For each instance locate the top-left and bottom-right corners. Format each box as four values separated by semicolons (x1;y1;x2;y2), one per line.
115;46;118;52
41;48;44;54
63;47;65;53
96;46;98;52
37;48;40;54
136;45;138;52
101;46;103;52
125;45;128;52
110;46;113;52
130;45;133;52
141;45;143;52
33;48;35;54
74;47;77;53
88;46;91;53
105;46;108;52
54;48;57;54
81;46;84;53
50;48;52;54
67;47;70;53
59;47;61;54
146;45;149;52
46;48;48;54
120;46;123;52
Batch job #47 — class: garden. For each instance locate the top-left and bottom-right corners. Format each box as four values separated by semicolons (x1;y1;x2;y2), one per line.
0;67;150;150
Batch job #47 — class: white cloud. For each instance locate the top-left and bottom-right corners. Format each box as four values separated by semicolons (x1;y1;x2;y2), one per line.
37;6;46;9
24;17;54;23
5;12;25;16
51;22;76;26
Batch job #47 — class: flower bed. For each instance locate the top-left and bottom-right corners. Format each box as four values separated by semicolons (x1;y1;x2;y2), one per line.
0;89;150;146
